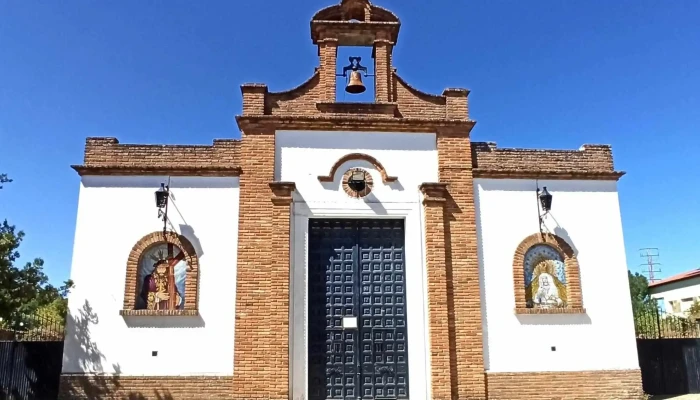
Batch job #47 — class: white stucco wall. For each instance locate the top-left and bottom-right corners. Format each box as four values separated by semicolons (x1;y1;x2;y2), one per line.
276;130;437;400
62;175;239;376
650;276;700;316
476;178;639;373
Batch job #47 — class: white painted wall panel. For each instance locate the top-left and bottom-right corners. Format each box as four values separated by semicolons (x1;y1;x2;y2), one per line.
62;176;239;376
275;130;438;205
476;178;639;373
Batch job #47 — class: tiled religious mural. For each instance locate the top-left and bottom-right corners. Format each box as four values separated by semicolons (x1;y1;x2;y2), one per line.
136;243;188;310
524;244;567;308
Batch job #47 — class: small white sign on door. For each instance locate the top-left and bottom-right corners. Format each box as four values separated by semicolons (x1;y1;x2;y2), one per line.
343;317;358;329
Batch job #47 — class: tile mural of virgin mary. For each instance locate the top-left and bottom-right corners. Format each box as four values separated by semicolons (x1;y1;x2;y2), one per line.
135;243;188;310
524;244;567;308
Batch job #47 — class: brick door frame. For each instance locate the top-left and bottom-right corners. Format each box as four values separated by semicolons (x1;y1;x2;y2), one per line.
290;201;432;400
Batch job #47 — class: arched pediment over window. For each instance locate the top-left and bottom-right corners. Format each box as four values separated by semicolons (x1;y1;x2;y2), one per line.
317;153;398;184
512;233;585;314
120;231;199;317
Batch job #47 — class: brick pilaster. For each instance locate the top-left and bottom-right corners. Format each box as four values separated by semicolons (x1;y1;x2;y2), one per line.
419;183;453;400
374;39;393;103
232;132;285;398
268;181;296;399
437;128;486;399
319;38;338;102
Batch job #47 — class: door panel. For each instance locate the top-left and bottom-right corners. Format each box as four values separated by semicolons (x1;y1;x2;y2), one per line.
308;219;409;400
358;220;408;399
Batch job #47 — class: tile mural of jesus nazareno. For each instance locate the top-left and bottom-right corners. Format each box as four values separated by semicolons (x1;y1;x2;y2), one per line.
524;244;568;309
135;243;188;310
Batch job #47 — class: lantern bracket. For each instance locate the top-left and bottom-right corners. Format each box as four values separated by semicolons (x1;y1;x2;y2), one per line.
536;182;553;235
155;177;172;235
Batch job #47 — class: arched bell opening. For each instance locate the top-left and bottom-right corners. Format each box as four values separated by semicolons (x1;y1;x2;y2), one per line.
335;47;376;102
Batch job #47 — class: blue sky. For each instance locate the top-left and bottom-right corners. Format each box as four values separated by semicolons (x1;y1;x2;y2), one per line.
1;0;698;286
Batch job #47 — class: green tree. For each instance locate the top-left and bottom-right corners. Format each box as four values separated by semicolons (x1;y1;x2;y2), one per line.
0;174;73;324
629;270;664;337
628;270;656;314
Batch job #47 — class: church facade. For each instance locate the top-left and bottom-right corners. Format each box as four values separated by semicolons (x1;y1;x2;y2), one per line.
59;1;644;399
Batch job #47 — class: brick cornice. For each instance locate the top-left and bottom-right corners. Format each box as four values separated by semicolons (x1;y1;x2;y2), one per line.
72;165;241;177
74;137;240;177
471;141;623;180
318;153;397;184
512;232;584;313
119;309;200;317
419;182;448;204
270;181;297;205
473;169;626;181
269;181;297;197
236;115;475;134
515;307;586;315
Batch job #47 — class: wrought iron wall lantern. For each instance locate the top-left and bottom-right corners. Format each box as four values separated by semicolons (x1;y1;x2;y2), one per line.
536;184;553;234
338;56;374;94
155;182;170;234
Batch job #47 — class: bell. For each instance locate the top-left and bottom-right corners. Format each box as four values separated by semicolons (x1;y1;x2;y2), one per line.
345;71;366;94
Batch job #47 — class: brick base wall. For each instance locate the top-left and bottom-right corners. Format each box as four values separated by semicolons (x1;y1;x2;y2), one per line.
58;375;233;399
486;370;644;400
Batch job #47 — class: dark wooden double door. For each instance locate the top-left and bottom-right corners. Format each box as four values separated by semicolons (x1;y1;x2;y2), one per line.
308;219;409;400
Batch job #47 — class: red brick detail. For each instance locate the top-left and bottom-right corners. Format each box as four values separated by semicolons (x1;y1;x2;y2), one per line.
267;72;325;116
311;0;400;47
316;101;398;116
420;182;449;204
72;166;240;177
269;181;294;398
58;375;233;399
436;129;486;399
72;137;240;177
122;231;199;313
374;40;393;103
512;233;584;313
318;153;397;184
443;88;470;120
341;168;373;198
515;307;586;315
419;182;452;399
485;370;644;400
313;0;399;25
471;142;625;180
119;309;199;317
241;84;267;116
269;181;296;201
235;73;472;126
318;39;338;102
393;74;448;119
237;115;475;133
232;132;291;398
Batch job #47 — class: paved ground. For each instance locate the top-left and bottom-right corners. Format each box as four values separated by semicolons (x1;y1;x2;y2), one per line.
653;396;700;399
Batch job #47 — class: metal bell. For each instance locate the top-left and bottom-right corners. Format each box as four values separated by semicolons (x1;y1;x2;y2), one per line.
345;71;366;94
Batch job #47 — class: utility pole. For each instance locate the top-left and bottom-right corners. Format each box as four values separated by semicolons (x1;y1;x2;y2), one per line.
639;248;662;283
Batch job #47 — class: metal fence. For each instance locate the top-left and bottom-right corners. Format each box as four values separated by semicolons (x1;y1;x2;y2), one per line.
0;313;65;399
0;313;65;342
635;307;700;339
